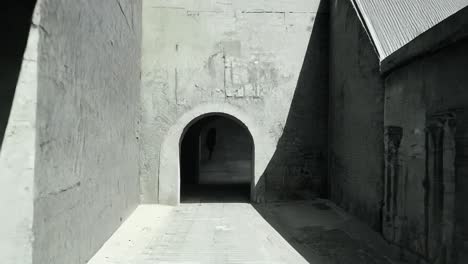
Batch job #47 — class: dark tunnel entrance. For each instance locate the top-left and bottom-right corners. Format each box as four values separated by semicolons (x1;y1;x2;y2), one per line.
180;115;254;203
0;1;37;149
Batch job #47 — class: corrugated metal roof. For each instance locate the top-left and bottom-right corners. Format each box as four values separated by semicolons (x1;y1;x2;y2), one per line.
353;0;468;61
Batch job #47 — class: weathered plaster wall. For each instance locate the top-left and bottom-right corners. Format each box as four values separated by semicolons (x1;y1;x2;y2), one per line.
141;0;329;203
0;4;39;263
328;0;385;230
32;0;142;263
384;37;468;264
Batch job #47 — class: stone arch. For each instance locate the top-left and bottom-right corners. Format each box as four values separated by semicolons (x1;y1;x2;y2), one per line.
158;103;274;205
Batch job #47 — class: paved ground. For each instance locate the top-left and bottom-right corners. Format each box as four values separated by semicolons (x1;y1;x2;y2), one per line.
88;201;404;264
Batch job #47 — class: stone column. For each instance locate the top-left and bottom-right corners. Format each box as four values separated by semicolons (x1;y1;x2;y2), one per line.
383;126;403;242
426;112;456;263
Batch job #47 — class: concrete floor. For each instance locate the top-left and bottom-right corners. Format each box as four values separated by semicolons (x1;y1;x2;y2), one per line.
88;201;404;264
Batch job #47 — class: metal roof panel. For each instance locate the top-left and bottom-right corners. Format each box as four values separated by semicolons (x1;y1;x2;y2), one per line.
353;0;468;60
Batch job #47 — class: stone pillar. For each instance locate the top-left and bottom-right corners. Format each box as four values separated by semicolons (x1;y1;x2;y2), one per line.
383;126;403;242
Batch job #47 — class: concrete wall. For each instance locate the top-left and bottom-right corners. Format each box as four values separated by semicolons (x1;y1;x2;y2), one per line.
328;0;385;230
198;117;253;184
141;0;329;203
384;37;468;264
0;4;39;263
0;2;37;149
32;0;142;263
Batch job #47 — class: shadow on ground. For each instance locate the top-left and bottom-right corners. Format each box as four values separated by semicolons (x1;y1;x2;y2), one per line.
254;200;406;264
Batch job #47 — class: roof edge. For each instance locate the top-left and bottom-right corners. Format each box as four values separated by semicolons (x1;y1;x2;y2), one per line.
380;5;468;74
350;0;383;60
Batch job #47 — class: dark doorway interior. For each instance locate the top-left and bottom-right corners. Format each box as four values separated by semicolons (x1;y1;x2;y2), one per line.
180;115;253;203
0;1;37;149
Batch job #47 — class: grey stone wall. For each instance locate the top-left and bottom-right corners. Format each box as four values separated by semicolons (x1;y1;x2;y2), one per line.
141;0;329;203
328;0;385;230
32;0;142;263
384;37;468;264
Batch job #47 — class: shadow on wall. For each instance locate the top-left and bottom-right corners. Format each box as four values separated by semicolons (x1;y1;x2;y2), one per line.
256;0;329;202
0;2;37;149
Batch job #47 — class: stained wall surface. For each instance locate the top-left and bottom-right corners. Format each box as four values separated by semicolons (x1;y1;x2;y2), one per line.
384;37;468;263
141;0;329;203
32;0;142;263
328;0;385;230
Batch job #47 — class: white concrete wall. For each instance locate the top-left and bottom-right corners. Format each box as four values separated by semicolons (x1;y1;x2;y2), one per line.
141;0;329;203
32;0;142;263
0;4;40;263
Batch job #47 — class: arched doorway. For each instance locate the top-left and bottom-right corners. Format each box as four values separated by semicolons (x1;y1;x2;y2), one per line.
156;103;276;205
180;114;254;202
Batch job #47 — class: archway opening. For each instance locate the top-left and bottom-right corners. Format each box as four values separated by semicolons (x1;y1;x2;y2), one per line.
180;114;254;203
0;2;37;149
